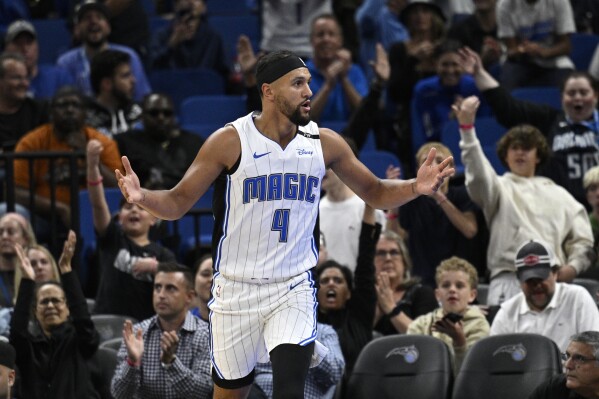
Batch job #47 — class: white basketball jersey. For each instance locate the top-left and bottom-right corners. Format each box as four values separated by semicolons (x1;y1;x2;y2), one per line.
212;113;325;282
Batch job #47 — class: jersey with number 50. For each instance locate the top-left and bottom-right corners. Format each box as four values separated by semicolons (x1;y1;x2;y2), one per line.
212;112;325;283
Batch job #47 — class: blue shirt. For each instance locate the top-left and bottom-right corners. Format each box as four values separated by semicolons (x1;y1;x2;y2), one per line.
306;59;368;122
56;43;151;102
411;75;492;154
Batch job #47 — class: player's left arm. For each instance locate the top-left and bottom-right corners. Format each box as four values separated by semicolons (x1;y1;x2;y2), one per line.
322;128;454;209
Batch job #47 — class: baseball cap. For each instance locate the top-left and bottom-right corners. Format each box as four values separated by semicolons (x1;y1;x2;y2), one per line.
5;20;37;44
514;239;557;282
75;0;110;23
399;0;446;25
0;340;15;369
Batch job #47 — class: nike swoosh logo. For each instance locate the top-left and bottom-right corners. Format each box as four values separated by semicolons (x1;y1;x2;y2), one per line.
289;279;304;290
253;151;271;159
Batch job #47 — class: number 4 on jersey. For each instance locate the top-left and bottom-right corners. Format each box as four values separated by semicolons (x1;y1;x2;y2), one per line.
272;209;290;242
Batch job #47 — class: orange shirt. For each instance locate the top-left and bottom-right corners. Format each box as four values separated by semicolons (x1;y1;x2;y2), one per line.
14;124;123;204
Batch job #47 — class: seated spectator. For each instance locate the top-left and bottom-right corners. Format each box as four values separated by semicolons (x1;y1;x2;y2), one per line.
447;0;502;70
111;262;212;399
13;244;60;301
115;92;204;189
306;14;368;122
0;340;15;398
490;239;599;351
407;256;490;371
259;0;332;59
86;139;176;320
0;213;37;308
4;20;73;99
529;331;599;399
10;231;101;398
411;39;492;155
0;52;49;151
387;0;446;169
373;230;438;335
254;322;345;399
149;0;229;80
355;0;409;81
455;95;594;304
190;254;212;322
386;142;480;287
86;49;142;137
13;86;122;229
316;205;380;396
57;0;151;102
320;140;386;272
459;47;599;207
496;0;576;91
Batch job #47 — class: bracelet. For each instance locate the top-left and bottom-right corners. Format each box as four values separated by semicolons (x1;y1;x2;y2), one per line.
459;124;474;130
87;177;104;186
386;212;398;220
126;357;141;368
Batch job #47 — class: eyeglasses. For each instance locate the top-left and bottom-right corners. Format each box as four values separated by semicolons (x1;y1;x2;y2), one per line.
37;297;66;307
561;352;597;366
375;250;401;258
146;109;174;118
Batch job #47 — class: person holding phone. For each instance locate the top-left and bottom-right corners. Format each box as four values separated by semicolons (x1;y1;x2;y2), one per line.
407;256;489;371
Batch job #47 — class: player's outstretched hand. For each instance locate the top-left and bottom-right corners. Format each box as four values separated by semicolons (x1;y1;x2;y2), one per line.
415;148;454;195
116;156;143;204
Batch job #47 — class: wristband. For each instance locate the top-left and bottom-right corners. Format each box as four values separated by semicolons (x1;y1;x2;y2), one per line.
387;304;403;318
459;124;474;130
87;177;104;186
126;357;141;368
386;212;398;220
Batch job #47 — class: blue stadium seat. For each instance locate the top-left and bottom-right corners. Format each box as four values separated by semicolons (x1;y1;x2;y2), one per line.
359;150;402;179
179;95;247;125
148;68;226;111
149;15;170;34
207;14;260;62
570;33;599;71
140;0;156;16
512;86;561;109
207;0;255;15
31;18;71;64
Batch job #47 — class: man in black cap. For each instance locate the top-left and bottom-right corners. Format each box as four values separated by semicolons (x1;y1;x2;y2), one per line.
490;239;599;351
0;340;16;399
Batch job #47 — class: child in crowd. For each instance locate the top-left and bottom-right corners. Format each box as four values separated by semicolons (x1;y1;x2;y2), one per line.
407;256;489;371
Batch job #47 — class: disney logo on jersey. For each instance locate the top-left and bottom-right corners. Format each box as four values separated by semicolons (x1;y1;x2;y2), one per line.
492;343;527;362
386;345;419;363
296;148;313;157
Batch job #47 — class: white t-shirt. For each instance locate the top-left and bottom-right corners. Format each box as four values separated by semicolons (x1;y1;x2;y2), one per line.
490;282;599;351
319;194;385;273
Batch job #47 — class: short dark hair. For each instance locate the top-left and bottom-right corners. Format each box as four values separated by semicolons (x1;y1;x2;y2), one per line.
0;52;26;78
432;39;462;60
496;124;550;169
157;261;194;290
90;49;131;95
317;260;354;291
560;71;599;95
50;86;86;108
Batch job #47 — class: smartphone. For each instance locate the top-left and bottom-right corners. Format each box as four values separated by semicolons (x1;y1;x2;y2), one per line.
442;312;463;323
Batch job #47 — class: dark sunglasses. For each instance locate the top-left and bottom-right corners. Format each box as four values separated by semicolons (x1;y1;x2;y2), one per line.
146;109;174;118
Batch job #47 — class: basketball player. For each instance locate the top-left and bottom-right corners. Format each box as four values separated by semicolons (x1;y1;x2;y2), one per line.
116;50;454;399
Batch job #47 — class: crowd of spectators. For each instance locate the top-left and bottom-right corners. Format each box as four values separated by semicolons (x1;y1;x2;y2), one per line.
0;0;599;397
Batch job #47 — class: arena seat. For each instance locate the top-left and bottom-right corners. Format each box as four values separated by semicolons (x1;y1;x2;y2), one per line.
347;335;453;399
453;333;562;399
179;95;247;125
359;150;402;179
570;33;599;71
32;18;71;64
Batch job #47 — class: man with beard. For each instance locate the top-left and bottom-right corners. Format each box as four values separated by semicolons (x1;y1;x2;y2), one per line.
490;239;599;352
86;49;142;137
56;0;150;102
115;50;454;399
530;331;599;399
13;86;122;229
115;93;204;189
0;52;48;151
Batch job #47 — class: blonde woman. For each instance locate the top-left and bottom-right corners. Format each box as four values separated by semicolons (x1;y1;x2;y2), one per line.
13;244;61;302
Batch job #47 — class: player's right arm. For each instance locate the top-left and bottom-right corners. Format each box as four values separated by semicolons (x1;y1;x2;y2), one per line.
116;126;241;220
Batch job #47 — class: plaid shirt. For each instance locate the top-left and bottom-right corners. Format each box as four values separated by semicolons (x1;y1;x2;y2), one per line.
111;312;212;399
255;323;345;398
